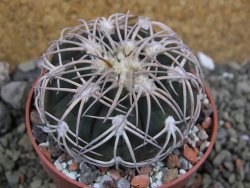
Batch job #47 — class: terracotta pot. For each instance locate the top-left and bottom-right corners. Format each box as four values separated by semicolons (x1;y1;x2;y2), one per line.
25;79;218;188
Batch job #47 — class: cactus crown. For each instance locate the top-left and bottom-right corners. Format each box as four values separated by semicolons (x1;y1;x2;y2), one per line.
35;13;205;170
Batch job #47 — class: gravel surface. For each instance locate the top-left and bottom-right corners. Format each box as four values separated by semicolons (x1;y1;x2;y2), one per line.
0;59;249;188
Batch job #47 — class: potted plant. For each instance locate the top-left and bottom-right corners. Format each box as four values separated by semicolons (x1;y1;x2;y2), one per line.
25;13;217;188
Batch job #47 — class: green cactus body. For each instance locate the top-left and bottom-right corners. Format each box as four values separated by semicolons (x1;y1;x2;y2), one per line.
35;13;205;169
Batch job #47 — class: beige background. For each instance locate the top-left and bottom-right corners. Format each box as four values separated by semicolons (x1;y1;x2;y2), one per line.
0;0;249;65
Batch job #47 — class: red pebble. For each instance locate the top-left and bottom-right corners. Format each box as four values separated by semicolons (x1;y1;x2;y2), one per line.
131;174;150;188
183;144;198;165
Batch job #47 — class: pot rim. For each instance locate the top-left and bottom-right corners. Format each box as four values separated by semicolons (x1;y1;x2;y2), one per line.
25;78;218;188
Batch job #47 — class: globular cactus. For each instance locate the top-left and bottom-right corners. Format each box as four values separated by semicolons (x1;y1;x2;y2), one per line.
35;13;205;170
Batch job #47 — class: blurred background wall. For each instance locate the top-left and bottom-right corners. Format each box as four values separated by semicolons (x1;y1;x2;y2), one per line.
0;0;249;65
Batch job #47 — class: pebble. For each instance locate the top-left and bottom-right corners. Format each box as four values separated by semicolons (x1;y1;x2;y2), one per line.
224;121;232;129
179;169;186;175
18;60;36;72
183;144;198;165
116;178;130;188
1;81;29;109
197;52;215;70
213;150;231;166
30;110;43;125
154;171;163;180
54;160;63;171
228;173;235;184
5;171;20;188
93;183;101;188
65;172;77;180
202;117;212;129
166;154;180;169
235;158;245;181
30;179;42;188
139;166;152;174
200;141;210;152
39;145;52;162
61;162;67;169
99;175;116;188
198;129;209;140
58;153;71;162
131;174;150;188
179;157;190;171
223;161;234;172
192;174;202;188
79;163;99;185
32;126;47;143
68;161;78;171
202;173;212;187
0;102;12;135
109;169;121;181
0;62;10;86
19;134;33;152
162;168;178;183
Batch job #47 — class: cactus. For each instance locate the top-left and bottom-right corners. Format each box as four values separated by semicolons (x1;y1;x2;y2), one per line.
34;13;205;170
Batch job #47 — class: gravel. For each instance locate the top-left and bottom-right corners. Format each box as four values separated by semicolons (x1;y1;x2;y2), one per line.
0;59;250;187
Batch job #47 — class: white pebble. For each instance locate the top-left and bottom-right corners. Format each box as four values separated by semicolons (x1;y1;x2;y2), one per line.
156;161;165;167
156;180;162;186
240;134;250;141
61;162;67;169
200;141;210;152
222;72;234;79
95;176;102;183
202;98;209;105
189;163;193;169
65;172;77;180
198;130;208;140
67;159;73;165
54;160;63;171
197;52;215;70
150;177;153;184
61;169;69;174
192;125;199;133
155;171;163;180
151;182;158;188
39;141;49;147
187;138;196;148
179;169;186;174
93;183;100;188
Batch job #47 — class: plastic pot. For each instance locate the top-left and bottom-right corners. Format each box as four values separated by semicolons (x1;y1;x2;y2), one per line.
25;79;218;188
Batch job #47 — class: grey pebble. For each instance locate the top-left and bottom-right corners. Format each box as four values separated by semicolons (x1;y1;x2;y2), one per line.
228;173;235;184
18;60;36;72
202;173;212;187
30;179;42;188
232;181;245;188
79;163;99;185
99;175;116;188
0;102;12;135
223;161;234;172
198;129;209;140
116;177;130;188
0;62;10;86
179;157;189;171
1;81;29;109
18;134;33;152
213;150;231;166
6;171;20;188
